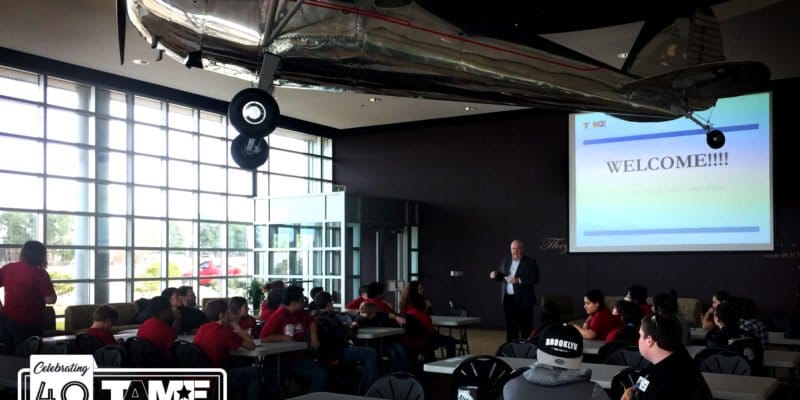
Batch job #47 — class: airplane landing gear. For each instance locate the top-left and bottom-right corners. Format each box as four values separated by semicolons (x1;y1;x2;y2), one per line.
230;135;269;171
706;129;725;149
687;112;725;149
228;88;279;170
228;88;280;138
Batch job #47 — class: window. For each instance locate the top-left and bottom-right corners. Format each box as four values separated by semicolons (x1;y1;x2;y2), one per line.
0;64;333;324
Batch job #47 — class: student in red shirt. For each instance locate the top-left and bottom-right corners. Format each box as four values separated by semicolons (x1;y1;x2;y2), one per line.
228;296;257;337
0;240;57;353
624;284;652;316
344;285;369;314
364;282;395;314
259;286;284;322
574;289;621;340
259;280;285;320
85;305;119;346
194;300;259;400
136;295;177;357
260;285;327;392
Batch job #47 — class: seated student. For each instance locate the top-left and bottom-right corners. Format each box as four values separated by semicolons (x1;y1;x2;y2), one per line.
194;300;260;400
605;300;643;345
86;305;120;346
573;289;621;340
503;323;610;400
306;286;325;314
365;282;398;315
352;302;410;372
161;287;183;334
259;280;285;319
134;297;151;324
529;301;561;339
734;297;769;347
398;281;433;314
344;285;369;314
706;301;749;349
624;284;652;315
259;286;284;323
623;314;712;400
228;296;257;337
260;285;327;392
701;290;730;331
403;291;455;360
176;286;206;333
652;291;689;344
136;295;177;356
315;291;378;393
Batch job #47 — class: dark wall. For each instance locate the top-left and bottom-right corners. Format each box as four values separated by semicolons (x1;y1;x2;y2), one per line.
334;80;800;329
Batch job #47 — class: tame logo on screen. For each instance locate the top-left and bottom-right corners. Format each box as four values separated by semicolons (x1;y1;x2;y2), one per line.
19;356;226;400
582;120;606;129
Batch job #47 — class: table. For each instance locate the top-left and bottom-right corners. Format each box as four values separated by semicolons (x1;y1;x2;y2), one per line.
432;316;480;355
355;327;405;339
690;328;800;348
424;356;780;400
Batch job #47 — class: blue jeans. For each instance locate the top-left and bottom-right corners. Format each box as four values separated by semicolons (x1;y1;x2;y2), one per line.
341;345;378;393
287;355;328;392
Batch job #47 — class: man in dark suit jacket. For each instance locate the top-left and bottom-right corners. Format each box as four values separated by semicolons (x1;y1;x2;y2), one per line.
489;240;539;342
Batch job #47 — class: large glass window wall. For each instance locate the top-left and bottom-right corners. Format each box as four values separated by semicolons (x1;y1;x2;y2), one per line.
0;64;333;325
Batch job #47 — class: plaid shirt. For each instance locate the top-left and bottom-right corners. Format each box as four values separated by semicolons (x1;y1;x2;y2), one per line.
739;318;769;347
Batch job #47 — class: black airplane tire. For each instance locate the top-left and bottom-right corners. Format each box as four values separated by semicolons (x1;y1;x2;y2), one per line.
228;88;279;138
706;129;725;149
231;135;269;170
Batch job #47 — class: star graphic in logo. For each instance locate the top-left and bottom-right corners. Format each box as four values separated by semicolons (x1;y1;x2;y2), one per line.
177;384;192;400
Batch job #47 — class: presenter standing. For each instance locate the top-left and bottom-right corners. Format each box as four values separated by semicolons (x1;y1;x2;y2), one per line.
489;240;539;342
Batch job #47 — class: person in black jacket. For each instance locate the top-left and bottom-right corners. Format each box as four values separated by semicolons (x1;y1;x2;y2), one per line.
489;239;540;341
622;313;712;400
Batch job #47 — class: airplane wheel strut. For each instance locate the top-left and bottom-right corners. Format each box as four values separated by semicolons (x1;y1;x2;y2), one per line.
228;88;279;138
230;134;269;170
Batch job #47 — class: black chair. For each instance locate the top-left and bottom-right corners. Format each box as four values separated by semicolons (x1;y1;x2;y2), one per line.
452;356;512;400
75;332;106;354
12;336;41;357
126;337;169;368
495;340;537;359
601;345;650;369
728;336;764;374
695;348;752;375
609;367;642;400
366;372;425;400
173;340;211;368
94;345;126;367
40;342;69;354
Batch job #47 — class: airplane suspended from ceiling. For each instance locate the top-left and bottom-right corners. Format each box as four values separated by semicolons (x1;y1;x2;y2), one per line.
118;0;770;169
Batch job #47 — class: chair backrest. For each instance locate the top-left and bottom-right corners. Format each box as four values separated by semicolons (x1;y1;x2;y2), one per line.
75;333;106;354
495;340;537;359
609;367;642;400
728;336;764;370
597;341;629;361
508;366;530;380
452;355;512;399
173;340;211;368
695;348;752;375
366;372;425;400
126;337;169;368
13;336;42;357
94;345;125;367
40;342;70;354
602;345;650;369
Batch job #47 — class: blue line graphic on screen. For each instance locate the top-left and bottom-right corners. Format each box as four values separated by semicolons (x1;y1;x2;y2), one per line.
583;124;759;145
569;92;773;252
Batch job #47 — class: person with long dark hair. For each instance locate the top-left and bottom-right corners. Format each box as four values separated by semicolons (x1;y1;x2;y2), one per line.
0;240;57;353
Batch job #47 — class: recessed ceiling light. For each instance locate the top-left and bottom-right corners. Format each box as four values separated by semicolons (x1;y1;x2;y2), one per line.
132;59;149;65
464;106;477;111
616;52;629;59
368;97;381;102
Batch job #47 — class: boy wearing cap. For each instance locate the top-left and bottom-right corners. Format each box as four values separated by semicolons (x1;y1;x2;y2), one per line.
503;322;610;400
